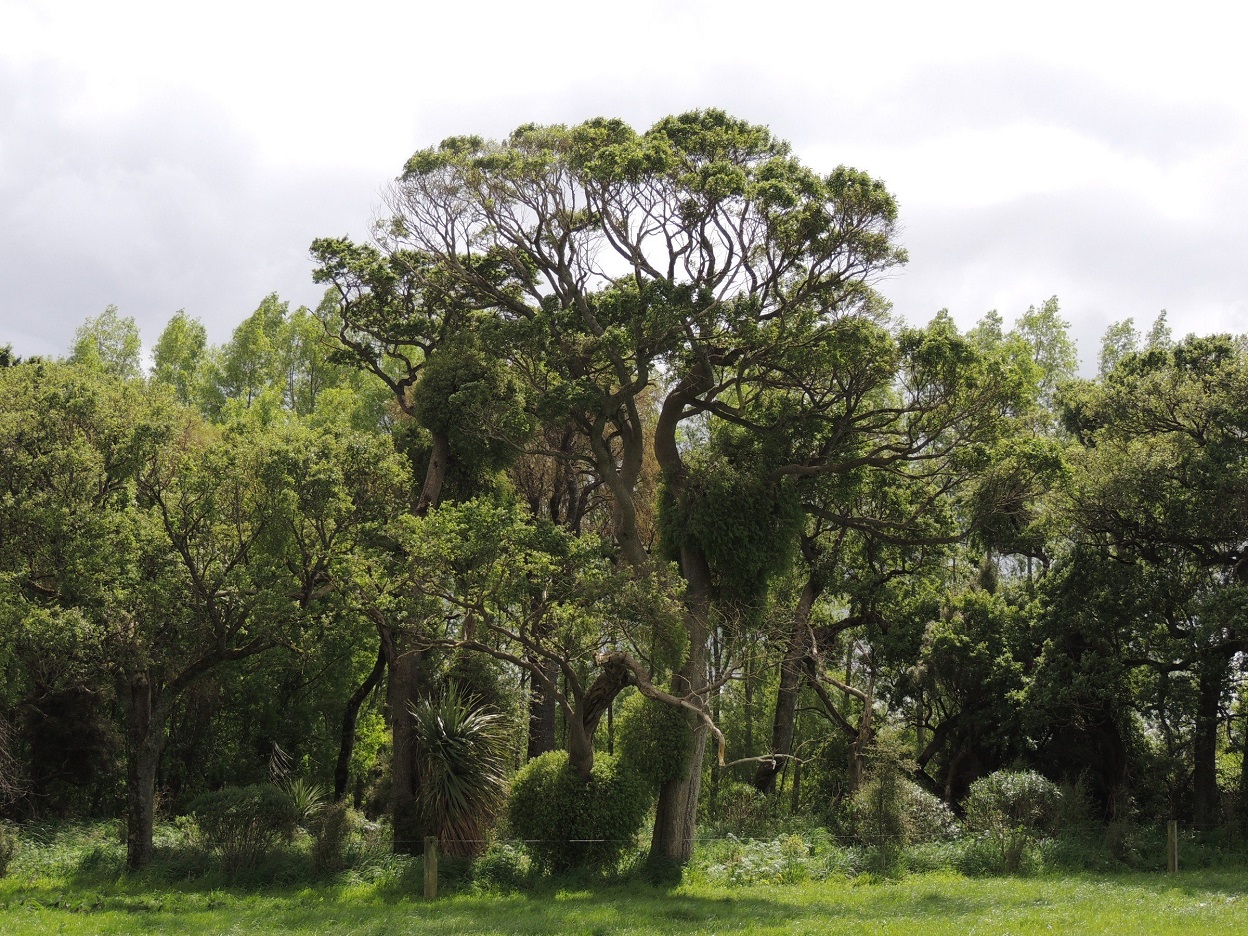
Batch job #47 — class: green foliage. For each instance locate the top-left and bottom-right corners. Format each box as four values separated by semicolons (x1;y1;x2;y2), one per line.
850;770;959;851
963;770;1062;872
614;691;693;788
409;688;509;857
408;338;532;467
659;455;803;604
441;653;514;718
310;801;357;875
470;840;531;893
701;780;777;838
698;832;823;886
10;821;1248;932
966;434;1069;559
151;311;208;405
507;750;652;873
1013;296;1076;407
283;778;330;826
185;784;298;875
1098;318;1140;378
404;496;686;693
68;305;142;380
0;822;16;876
916;589;1031;781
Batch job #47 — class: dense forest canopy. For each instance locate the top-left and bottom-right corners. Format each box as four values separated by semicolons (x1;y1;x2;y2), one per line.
3;111;1247;874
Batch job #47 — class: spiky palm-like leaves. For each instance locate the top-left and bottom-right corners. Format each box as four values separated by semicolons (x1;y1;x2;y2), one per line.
410;689;509;857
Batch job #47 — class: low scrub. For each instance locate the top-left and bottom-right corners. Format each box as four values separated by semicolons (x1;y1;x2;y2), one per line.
0;822;16;876
850;772;960;850
185;784;298;875
310;801;357;875
963;769;1062;872
507;751;651;873
693;831;853;885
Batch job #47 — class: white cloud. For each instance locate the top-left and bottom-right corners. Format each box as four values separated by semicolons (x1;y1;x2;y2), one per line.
2;0;1246;361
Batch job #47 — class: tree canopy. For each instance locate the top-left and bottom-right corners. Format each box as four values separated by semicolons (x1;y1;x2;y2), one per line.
4;110;1248;875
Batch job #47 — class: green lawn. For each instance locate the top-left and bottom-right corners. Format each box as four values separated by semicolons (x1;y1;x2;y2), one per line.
3;870;1247;934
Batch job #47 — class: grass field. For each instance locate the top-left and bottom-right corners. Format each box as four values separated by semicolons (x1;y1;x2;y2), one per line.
3;870;1247;934
2;825;1246;934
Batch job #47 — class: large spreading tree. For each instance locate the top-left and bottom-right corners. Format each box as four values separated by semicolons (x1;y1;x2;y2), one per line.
313;110;1035;862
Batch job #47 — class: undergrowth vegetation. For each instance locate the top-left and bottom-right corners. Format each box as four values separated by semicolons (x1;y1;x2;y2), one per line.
4;820;1248;936
4;800;1247;898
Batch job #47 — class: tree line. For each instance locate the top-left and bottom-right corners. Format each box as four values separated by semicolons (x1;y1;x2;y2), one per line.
2;110;1246;873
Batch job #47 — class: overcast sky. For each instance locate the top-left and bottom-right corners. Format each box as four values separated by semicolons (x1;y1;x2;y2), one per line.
3;0;1245;369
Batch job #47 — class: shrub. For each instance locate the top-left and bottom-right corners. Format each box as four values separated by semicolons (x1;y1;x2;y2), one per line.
508;750;651;873
703;780;777;838
0;822;16;876
614;691;693;788
906;784;961;842
284;777;330;826
311;800;357;875
701;833;813;885
963;769;1062;871
850;768;958;849
410;688;509;857
186;784;298;875
472;840;531;892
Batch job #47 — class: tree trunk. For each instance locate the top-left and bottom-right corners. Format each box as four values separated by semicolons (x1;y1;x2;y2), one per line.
526;655;559;761
388;642;422;854
414;431;450;516
1239;705;1248;835
709;623;724;814
123;674;172;870
649;545;712;865
647;374;718;866
334;639;387;801
566;654;636;780
846;667;876;794
743;644;755;754
754;576;820;793
389;429;445;850
1193;661;1224;831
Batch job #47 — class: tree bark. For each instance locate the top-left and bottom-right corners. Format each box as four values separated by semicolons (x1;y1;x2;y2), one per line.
526;656;559;762
388;642;422;853
123;674;173;870
648;544;712;864
566;655;636;780
334;639;387;801
1193;660;1224;831
754;575;821;793
847;668;875;794
648;377;714;866
414;431;451;516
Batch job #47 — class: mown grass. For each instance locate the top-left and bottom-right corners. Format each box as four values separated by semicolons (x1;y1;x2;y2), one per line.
2;824;1247;934
5;871;1248;935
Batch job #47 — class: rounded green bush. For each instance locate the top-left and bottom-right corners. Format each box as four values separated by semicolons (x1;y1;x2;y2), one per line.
508;750;651;873
614;691;693;788
702;780;775;837
963;769;1062;836
186;784;298;874
850;773;958;848
962;769;1062;871
310;800;359;874
471;841;531;892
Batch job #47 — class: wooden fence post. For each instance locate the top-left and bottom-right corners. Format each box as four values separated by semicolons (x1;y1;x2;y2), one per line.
1167;820;1179;873
424;836;438;899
